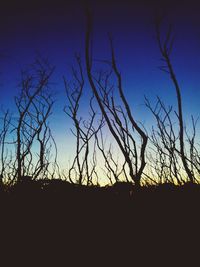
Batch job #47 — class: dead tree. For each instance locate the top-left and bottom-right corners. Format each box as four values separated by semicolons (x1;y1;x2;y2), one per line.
85;12;148;187
95;126;127;185
27;87;59;180
64;55;103;185
145;97;185;185
0;109;11;182
155;17;196;183
13;58;55;181
185;116;200;180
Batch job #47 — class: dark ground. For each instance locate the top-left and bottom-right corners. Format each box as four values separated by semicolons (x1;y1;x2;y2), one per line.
0;179;200;266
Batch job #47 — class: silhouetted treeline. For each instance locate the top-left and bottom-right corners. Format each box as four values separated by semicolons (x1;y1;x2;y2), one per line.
0;15;199;188
0;8;199;267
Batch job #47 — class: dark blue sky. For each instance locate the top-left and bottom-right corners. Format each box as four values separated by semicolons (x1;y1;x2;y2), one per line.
0;0;200;168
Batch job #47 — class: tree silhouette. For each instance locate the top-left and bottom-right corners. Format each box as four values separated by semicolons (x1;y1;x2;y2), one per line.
0;12;199;188
154;17;197;183
13;58;55;182
0;109;11;183
85;11;148;188
64;55;103;185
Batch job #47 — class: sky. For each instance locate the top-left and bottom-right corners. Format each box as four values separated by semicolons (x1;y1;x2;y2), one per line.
0;0;200;174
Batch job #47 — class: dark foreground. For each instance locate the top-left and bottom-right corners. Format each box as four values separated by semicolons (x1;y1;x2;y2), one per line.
0;180;200;265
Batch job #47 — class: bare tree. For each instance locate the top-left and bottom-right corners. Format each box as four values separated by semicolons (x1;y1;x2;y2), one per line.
64;55;103;185
95;125;129;185
0;109;11;183
13;58;55;182
155;17;195;183
185;116;200;179
145;97;185;185
35;95;57;181
85;11;148;188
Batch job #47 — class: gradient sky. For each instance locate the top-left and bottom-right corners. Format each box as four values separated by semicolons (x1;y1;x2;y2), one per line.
0;0;200;170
